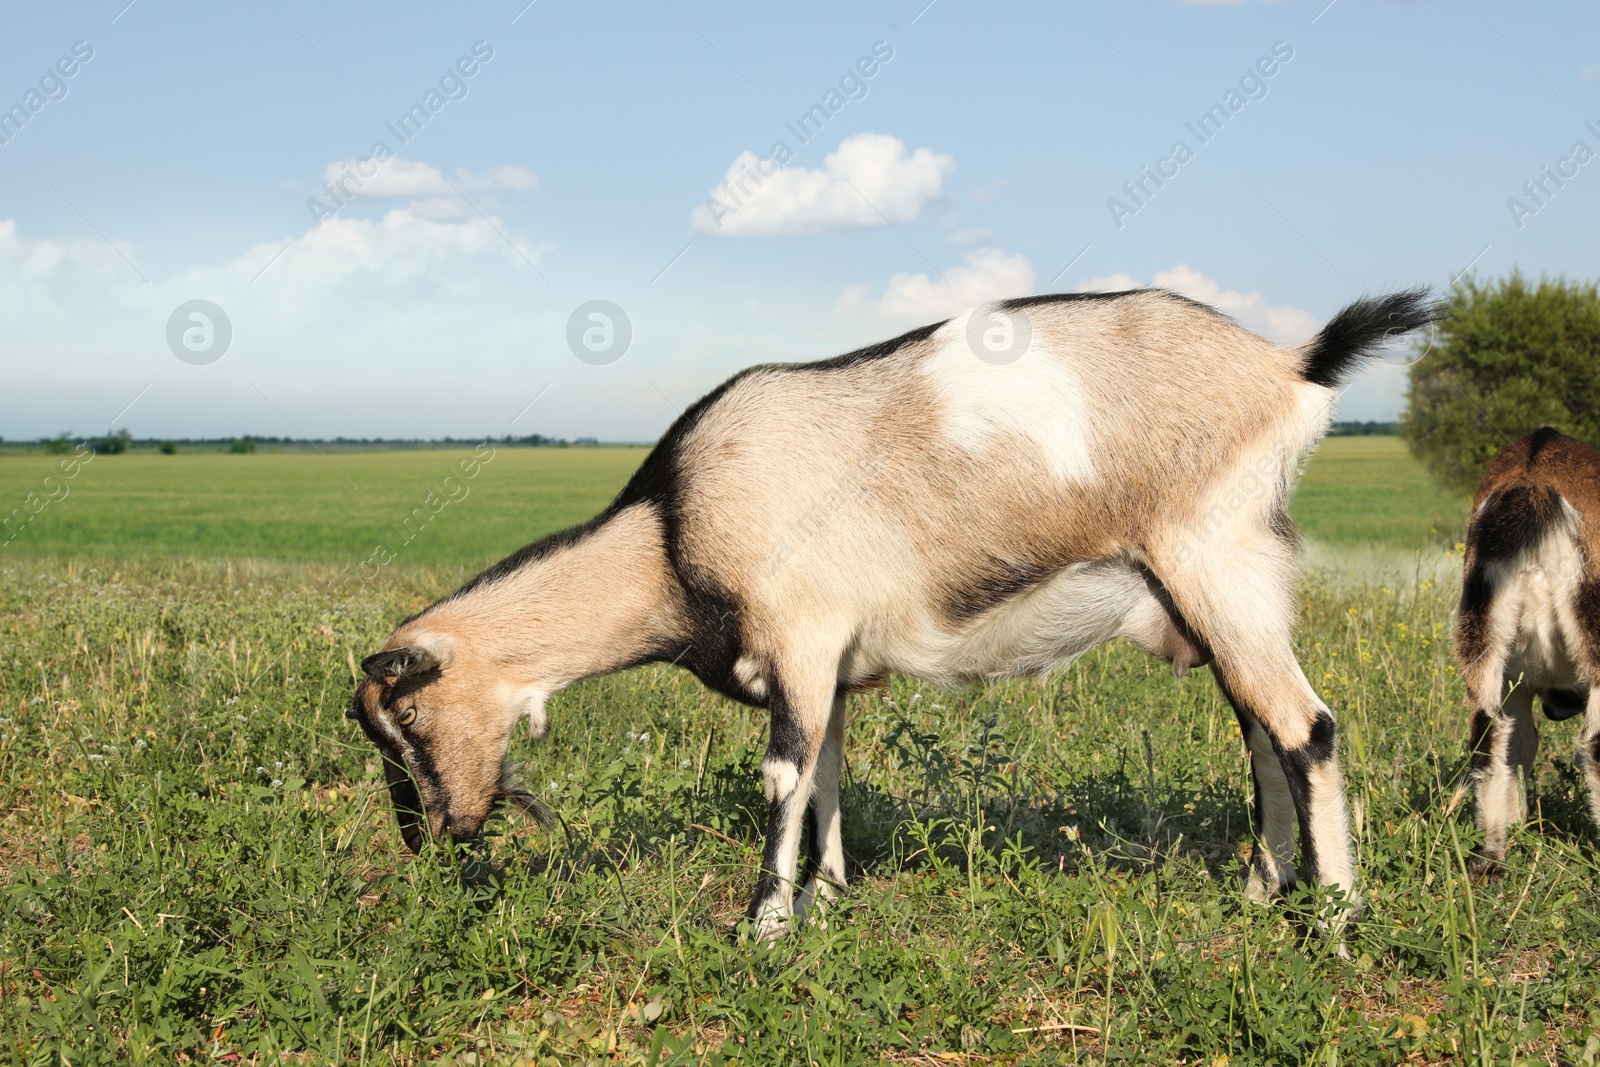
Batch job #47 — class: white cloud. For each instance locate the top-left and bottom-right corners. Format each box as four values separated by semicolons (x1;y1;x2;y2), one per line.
319;158;538;200
1076;271;1143;293
257;157;550;286
1582;64;1600;81
840;247;1035;319
0;157;550;334
240;205;550;294
1077;263;1316;344
0;218;145;328
691;133;954;236
0;218;134;282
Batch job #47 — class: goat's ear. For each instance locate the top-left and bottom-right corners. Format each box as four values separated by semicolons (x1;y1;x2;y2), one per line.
361;646;441;680
501;685;551;740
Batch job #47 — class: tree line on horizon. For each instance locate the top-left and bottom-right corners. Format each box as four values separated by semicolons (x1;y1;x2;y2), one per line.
7;432;618;456
7;269;1593;484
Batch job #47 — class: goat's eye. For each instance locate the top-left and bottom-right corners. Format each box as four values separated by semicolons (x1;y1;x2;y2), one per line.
396;707;417;728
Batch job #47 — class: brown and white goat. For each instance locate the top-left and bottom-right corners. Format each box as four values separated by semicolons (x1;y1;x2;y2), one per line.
348;287;1434;938
1455;428;1600;872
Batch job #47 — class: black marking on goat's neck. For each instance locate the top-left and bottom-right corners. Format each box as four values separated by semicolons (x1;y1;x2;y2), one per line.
606;387;761;705
599;329;945;706
434;515;606;612
672;593;769;709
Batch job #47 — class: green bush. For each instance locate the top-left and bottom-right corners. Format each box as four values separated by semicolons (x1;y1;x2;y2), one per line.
1402;272;1600;493
229;437;256;454
90;428;133;455
159;440;178;455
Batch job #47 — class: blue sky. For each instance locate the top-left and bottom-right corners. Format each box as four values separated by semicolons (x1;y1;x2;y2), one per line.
2;0;1596;442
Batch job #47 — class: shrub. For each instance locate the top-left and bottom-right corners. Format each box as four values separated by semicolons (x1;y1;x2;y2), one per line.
229;438;256;454
1402;272;1600;493
89;428;132;455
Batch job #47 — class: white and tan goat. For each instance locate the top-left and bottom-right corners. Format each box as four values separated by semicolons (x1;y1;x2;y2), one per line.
1455;428;1600;872
349;287;1435;937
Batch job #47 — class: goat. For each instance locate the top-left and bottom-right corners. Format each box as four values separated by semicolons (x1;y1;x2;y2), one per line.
347;286;1435;939
1455;427;1600;873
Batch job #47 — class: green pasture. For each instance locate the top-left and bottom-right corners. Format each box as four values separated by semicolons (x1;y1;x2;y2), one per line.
0;446;646;566
0;437;1464;564
5;436;1600;1065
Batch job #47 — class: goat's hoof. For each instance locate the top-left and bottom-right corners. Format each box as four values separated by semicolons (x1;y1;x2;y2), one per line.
1245;867;1297;904
793;878;842;929
745;903;794;943
1467;854;1503;885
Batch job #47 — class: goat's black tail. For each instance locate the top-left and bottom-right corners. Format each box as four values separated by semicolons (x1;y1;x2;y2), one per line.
1298;288;1438;388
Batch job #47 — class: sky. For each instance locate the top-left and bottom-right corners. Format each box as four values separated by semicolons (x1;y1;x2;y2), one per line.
1;0;1597;443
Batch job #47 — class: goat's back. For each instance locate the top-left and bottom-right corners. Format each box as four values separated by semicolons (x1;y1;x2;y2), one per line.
656;290;1330;623
1456;428;1600;691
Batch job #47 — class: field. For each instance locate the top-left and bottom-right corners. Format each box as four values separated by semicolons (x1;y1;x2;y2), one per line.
4;437;1599;1065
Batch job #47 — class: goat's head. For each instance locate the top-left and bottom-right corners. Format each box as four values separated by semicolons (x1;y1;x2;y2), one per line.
347;631;554;852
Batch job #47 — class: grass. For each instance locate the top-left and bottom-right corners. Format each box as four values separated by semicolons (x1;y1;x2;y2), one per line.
3;438;1599;1065
1295;437;1469;551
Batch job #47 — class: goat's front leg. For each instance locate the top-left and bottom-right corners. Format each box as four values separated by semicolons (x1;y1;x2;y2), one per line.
794;693;847;922
747;673;836;940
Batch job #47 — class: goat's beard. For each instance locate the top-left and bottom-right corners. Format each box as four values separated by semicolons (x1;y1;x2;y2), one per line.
495;765;556;827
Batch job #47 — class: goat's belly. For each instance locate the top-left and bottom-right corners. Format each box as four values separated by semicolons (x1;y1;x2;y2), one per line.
872;559;1156;686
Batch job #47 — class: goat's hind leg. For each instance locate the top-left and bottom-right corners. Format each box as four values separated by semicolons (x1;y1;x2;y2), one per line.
1577;684;1600;834
1227;703;1300;902
1468;680;1537;876
1156;543;1357;923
